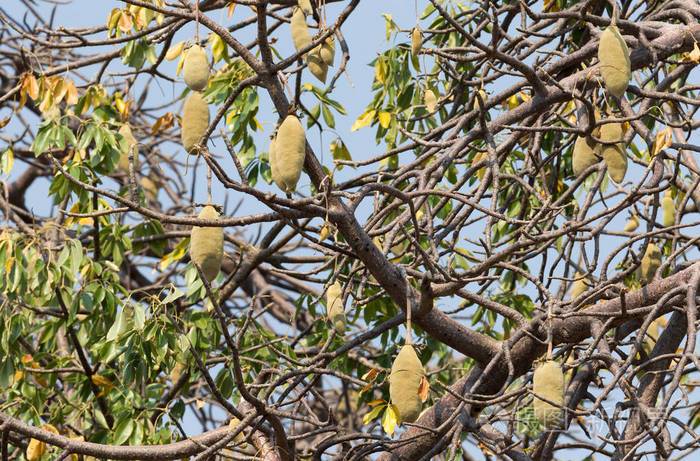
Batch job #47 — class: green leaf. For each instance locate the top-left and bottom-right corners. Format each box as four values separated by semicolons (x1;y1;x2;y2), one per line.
113;417;134;445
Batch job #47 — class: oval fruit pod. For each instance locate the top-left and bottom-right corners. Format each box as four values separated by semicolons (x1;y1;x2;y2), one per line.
599;122;627;183
570;273;588;299
598;25;631;99
533;360;565;429
662;190;674;227
572;135;598;177
639;243;661;282
271;115;306;193
117;124;139;171
411;27;422;58
298;0;313;15
307;48;328;83
320;36;335;66
623;214;639;232
140;177;158;203
326;281;346;334
389;344;424;424
181;91;210;153
268;136;285;191
190;205;224;282
183;45;210;92
424;89;438;113
291;7;312;54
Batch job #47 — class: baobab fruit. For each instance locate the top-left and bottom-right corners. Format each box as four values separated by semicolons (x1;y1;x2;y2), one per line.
662;190;674;227
424;89;438;113
639;243;661;283
411;27;422;58
298;0;313;16
170;362;187;383
320;36;335;66
307;48;328;83
624;214;639;232
181;91;210;153
140;177;158;203
190;205;224;282
572;135;598;177
268;136;285;191
271;115;306;193
183;45;210;91
599;122;626;183
533;360;565;429
118;124;138;171
325;281;346;334
570;273;587;299
291;7;311;54
598;25;630;98
228;417;247;444
389;344;424;424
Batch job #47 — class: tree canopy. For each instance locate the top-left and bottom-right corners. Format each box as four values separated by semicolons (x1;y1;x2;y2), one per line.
1;0;700;460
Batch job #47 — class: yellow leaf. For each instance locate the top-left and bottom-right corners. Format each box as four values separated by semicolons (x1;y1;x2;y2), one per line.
362;403;385;425
166;41;185;61
2;148;14;176
377;111;391;129
686;42;700;63
151;112;175;135
209;33;228;62
227;2;236;18
367;399;386;407
381;404;398;435
374;57;387;84
159;238;189;271
361;368;380;382
118;10;133;33
176;54;186;76
351;110;376;131
652;127;673;157
418;375;430;402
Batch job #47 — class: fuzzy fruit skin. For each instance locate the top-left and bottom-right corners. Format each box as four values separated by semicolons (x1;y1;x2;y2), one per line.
291;7;311;54
599;122;627;183
271;115;306;193
424;89;438;113
533;360;565;429
308;48;328;83
662;191;674;227
268;137;285;191
639;243;661;282
570;273;588;299
118;124;139;171
297;0;313;15
572;136;598;177
326;281;345;334
389;345;424;424
624;215;639;232
320;36;335;66
190;205;224;282
411;28;422;58
598;26;630;98
183;45;210;91
181;91;210;153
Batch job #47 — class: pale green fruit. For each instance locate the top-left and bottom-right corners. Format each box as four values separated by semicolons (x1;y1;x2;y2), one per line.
183;45;210;91
326;281;345;334
598;26;631;99
389;345;424;424
308;48;328;83
270;115;306;193
599;122;627;183
533;360;565;429
291;7;311;54
190;205;224;282
320;36;335;66
662;190;674;227
411;27;422;58
639;243;661;283
181;91;210;153
623;214;639;232
572;136;598;177
424;89;438;113
298;0;313;15
118;124;139;171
